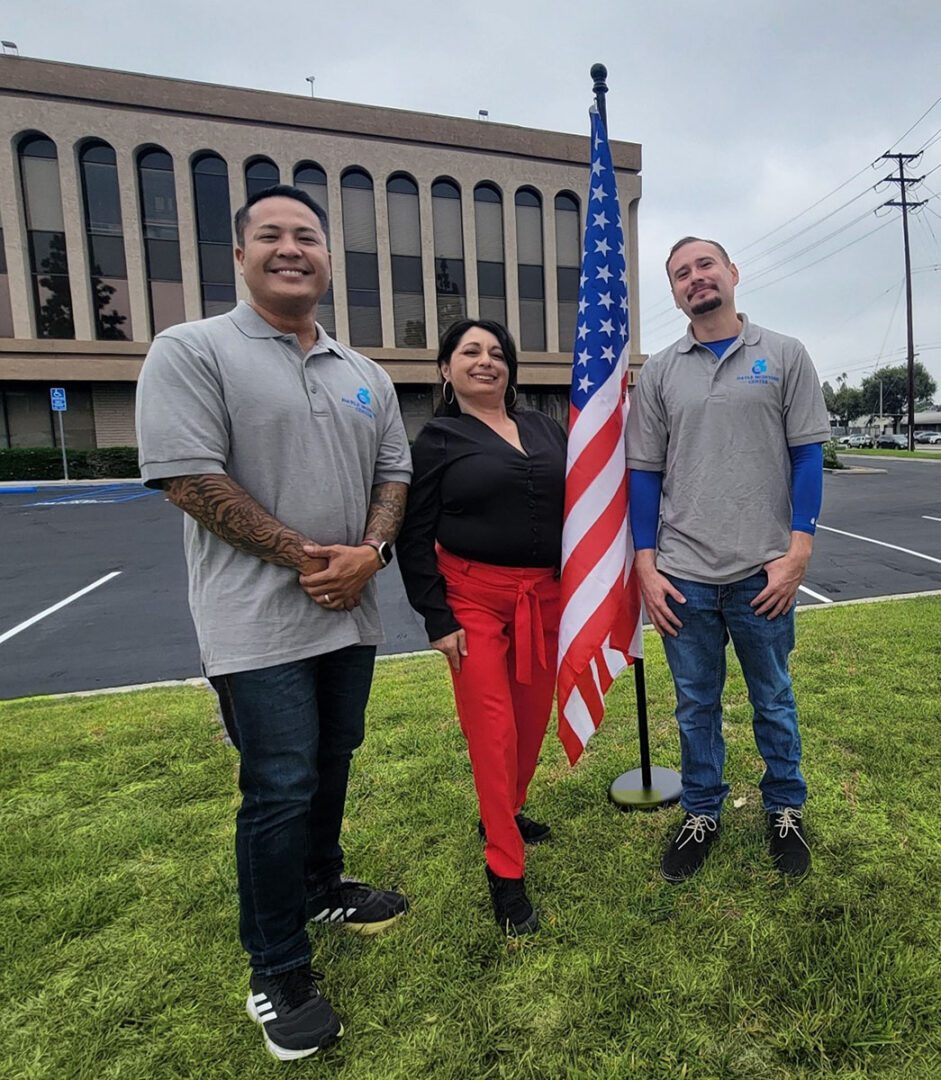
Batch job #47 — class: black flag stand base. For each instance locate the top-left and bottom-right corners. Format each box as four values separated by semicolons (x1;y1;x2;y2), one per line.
608;658;683;812
609;765;682;811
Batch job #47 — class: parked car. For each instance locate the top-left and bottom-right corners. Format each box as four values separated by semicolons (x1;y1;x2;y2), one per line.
845;434;874;448
876;433;908;449
837;435;853;445
913;431;941;444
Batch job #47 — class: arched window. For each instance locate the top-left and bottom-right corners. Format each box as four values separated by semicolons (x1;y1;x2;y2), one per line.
432;179;465;334
137;147;184;334
79;141;132;340
192;153;235;317
0;216;13;337
245;157;279;198
17;134;74;339
555;192;581;353
474;183;505;327
387;174;425;348
294;162;334;335
515;188;545;350
341;169;381;347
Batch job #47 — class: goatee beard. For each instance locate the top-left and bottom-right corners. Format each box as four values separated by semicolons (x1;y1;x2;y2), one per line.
690;295;722;317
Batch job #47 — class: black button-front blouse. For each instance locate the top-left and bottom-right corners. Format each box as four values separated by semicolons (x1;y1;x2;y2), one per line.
397;410;568;641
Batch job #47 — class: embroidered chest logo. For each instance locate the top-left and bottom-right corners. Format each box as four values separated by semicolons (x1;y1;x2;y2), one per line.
736;357;780;386
341;386;377;419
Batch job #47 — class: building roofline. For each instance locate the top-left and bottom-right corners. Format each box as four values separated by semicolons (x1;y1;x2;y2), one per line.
0;55;642;172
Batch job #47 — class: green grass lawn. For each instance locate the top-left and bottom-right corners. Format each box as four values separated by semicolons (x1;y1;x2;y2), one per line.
835;447;940;461
2;597;940;1079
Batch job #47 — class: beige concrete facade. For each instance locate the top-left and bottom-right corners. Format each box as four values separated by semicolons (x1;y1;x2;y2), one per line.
0;55;642;446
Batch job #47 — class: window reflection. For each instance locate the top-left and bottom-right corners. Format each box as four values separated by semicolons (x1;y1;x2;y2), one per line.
192;153;235;318
474;183;505;327
387;174;425;348
138;148;184;334
294;162;335;336
515;188;545;350
18;134;74;339
79;141;132;340
341;169;381;347
432;179;465;336
0;225;13;337
245;157;279;198
555;192;581;354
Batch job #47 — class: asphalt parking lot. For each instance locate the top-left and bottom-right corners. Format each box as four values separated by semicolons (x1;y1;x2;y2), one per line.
1;456;939;700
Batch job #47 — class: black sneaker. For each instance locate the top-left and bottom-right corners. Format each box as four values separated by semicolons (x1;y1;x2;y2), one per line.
477;813;552;845
306;877;408;935
768;807;811;877
246;965;342;1061
660;812;720;883
485;866;539;936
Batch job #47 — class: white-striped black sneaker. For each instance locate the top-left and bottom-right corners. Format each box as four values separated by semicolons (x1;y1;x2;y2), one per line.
247;965;342;1061
306;877;408;935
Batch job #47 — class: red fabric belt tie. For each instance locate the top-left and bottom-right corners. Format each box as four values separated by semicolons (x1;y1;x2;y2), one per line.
514;580;547;686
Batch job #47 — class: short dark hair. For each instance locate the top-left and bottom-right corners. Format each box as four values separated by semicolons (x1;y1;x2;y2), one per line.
665;236;732;279
435;319;519;417
234;184;329;248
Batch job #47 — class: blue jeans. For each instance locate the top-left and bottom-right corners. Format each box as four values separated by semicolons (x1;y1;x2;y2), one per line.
210;645;376;975
661;573;806;819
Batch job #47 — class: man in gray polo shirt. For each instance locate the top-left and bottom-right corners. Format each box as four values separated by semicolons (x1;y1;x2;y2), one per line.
626;236;829;885
136;185;411;1061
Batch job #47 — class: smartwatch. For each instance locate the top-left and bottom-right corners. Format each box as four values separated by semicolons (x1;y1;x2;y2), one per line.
362;538;393;568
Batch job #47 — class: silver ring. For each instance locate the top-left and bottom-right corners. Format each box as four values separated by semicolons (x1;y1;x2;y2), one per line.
324;593;331;604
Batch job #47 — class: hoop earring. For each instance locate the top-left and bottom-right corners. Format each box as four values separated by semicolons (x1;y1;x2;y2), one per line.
507;385;518;408
442;380;455;406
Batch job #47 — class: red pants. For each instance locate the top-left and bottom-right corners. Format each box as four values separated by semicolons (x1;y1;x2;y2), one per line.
438;547;560;878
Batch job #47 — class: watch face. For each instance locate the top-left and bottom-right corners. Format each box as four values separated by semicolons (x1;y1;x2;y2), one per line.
378;541;393;567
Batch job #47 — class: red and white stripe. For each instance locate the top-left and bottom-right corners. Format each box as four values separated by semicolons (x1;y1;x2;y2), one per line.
557;345;643;765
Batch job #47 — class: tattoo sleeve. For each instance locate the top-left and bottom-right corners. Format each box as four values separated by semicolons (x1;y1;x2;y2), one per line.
364;481;408;544
163;474;313;569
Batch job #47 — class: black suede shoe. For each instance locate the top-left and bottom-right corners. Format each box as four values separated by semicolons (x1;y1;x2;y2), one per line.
660;812;720;883
247;965;342;1061
478;813;552;845
768;807;811;877
485;866;539;936
306;878;408;935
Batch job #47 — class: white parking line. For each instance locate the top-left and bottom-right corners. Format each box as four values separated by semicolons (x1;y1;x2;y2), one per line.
816;524;941;565
924;516;941;523
0;572;122;646
798;584;833;604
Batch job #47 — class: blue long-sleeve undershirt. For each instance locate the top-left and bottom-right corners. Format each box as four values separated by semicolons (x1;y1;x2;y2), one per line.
629;443;824;550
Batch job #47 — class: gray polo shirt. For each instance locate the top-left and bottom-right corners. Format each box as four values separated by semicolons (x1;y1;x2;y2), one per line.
135;302;412;676
626;315;830;584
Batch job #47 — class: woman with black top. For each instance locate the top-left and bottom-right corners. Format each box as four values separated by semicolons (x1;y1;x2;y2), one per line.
397;319;567;936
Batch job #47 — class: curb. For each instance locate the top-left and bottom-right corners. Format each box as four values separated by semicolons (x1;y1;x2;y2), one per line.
12;591;941;704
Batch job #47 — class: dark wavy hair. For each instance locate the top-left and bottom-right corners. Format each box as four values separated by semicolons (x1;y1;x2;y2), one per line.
435;319;519;417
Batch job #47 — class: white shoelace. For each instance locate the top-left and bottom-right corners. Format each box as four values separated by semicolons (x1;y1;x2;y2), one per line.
771;807;809;848
676;814;718;848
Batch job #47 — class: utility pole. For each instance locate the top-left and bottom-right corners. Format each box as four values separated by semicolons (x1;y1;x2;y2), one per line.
880;152;926;451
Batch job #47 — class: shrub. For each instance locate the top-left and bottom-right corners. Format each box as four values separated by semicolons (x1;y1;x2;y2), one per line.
0;446;140;481
823;440;842;470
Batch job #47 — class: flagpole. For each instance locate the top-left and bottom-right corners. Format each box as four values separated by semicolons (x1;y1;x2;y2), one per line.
592;63;682;812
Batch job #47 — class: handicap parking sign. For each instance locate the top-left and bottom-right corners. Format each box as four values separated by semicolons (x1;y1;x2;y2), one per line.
50;387;68;412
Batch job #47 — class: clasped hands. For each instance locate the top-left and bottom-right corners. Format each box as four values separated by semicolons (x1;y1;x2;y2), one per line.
297;542;380;612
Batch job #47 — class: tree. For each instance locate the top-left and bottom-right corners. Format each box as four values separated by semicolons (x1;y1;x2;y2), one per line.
821;380;836;413
860;363;936;430
831;384;864;427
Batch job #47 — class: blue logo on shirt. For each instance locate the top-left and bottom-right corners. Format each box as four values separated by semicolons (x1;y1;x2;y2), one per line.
752;358;768;375
357;387;371;406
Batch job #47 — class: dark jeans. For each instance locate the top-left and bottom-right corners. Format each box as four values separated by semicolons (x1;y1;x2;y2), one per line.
210;645;376;975
661;572;806;819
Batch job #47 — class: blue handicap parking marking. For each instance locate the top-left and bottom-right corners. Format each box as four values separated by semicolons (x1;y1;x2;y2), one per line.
26;485;160;506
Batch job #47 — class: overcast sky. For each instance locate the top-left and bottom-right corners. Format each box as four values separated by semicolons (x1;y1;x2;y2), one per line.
5;0;941;395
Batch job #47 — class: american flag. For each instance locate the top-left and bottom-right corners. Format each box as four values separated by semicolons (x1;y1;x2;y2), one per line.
556;108;644;766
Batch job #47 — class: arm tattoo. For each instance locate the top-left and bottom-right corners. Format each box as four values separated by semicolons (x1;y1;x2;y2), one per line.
163;474;312;569
364;481;408;544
